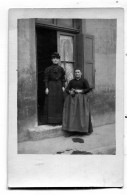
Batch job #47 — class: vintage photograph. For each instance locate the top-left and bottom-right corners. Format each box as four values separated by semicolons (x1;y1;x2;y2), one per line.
8;7;124;188
17;18;116;155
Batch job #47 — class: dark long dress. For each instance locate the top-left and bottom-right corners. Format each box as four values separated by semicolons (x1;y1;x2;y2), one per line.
62;78;93;133
44;64;65;124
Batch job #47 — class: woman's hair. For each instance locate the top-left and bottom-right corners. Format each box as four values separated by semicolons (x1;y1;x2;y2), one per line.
51;52;60;59
74;69;82;73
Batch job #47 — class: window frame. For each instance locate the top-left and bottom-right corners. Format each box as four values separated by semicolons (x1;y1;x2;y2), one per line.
57;31;76;71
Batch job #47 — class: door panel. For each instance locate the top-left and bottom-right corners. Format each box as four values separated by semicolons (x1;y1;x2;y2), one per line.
84;34;95;88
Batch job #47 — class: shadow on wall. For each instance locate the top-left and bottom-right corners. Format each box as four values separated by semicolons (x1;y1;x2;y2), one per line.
89;89;115;127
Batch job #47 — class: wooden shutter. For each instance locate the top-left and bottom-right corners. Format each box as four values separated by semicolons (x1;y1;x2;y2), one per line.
84;34;95;88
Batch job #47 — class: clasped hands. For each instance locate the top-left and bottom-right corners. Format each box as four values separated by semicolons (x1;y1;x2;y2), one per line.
45;87;65;94
69;89;83;95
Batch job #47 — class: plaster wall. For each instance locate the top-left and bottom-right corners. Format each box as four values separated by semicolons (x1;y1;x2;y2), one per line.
85;19;116;126
18;19;37;141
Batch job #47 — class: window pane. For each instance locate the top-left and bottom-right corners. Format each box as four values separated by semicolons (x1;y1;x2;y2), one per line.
60;62;65;70
60;35;73;62
65;63;74;82
61;62;74;84
57;19;73;28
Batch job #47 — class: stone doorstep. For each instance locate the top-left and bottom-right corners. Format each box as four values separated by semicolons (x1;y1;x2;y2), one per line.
28;125;64;141
27;122;115;142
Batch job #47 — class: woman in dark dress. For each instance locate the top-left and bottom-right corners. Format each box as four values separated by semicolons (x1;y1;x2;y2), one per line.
44;52;66;125
62;69;93;134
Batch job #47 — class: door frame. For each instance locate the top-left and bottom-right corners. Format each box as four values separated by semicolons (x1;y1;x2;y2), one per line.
35;20;83;125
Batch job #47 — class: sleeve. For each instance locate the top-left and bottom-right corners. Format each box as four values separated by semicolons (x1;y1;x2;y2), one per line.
83;79;91;94
44;68;49;88
65;80;73;94
61;67;66;87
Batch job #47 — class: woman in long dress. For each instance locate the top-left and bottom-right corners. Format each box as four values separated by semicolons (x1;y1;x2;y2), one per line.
44;52;66;125
62;69;93;134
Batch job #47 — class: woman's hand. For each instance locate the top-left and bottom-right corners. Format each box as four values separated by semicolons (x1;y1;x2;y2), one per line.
75;89;83;93
62;87;65;92
45;88;49;95
70;91;74;95
69;89;75;95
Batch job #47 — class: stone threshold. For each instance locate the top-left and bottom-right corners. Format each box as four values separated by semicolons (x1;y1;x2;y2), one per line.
28;125;64;141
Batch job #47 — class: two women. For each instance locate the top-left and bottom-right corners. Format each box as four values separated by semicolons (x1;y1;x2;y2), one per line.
44;52;93;134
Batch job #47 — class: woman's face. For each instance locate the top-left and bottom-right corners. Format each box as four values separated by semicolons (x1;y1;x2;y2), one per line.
52;57;60;64
75;70;82;79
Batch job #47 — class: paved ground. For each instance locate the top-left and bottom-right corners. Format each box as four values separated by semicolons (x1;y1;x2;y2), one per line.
18;124;115;155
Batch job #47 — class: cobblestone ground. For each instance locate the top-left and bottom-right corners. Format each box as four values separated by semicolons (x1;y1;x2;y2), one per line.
18;124;115;155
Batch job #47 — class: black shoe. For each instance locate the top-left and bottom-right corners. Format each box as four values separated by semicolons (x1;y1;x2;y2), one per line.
63;131;71;137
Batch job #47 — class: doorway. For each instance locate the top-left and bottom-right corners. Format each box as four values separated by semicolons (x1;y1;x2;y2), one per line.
36;26;57;125
36;25;76;125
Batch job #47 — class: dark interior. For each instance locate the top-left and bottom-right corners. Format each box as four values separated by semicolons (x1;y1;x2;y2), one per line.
36;26;57;125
